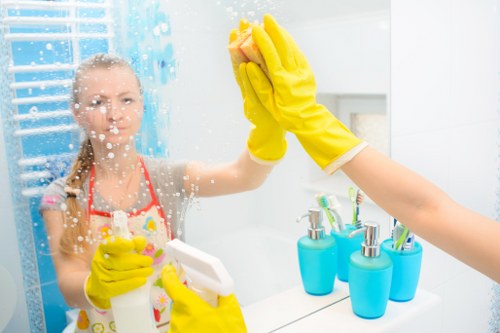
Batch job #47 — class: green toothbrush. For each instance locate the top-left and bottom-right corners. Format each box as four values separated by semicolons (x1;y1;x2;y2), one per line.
316;193;337;231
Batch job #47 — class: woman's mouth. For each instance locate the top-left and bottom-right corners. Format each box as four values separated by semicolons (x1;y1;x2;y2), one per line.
107;125;126;134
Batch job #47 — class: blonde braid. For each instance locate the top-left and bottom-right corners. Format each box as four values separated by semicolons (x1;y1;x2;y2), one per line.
60;138;94;255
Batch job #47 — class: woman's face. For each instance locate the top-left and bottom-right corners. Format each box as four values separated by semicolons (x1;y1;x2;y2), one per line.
73;66;144;147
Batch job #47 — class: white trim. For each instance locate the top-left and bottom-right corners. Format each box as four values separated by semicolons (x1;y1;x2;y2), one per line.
2;17;112;26
12;95;70;105
8;64;77;73
20;171;52;182
323;142;369;175
14;124;79;137
1;1;110;9
10;79;72;90
18;153;76;167
5;32;113;41
14;110;72;121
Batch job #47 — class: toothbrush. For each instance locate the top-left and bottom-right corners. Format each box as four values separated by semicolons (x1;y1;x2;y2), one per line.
316;193;338;232
354;189;364;229
328;201;345;231
394;227;409;250
348;187;357;223
349;187;364;228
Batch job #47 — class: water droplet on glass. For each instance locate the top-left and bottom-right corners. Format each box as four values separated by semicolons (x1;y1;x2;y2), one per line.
98;134;106;141
108;152;115;159
74;103;80;109
68;143;74;150
45;43;53;50
124;144;130;151
29;106;38;114
99;106;107;114
106;142;113;149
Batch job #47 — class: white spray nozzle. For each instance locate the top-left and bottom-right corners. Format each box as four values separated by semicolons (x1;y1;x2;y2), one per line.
112;210;130;239
166;239;234;297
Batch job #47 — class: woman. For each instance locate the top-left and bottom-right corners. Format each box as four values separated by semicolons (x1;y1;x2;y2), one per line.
40;53;285;332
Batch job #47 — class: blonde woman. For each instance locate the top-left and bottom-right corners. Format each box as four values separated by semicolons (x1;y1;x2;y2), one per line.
40;53;284;332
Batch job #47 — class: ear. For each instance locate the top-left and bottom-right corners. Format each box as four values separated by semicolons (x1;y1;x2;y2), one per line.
71;102;85;127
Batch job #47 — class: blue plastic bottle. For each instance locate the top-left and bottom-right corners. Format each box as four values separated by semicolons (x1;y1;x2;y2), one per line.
348;222;393;319
331;224;363;282
381;239;422;302
297;208;338;295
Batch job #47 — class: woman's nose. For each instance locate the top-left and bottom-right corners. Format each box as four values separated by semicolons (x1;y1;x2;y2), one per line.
106;101;123;121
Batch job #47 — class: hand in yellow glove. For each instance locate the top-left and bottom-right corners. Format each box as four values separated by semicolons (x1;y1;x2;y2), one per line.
228;19;287;165
245;14;367;174
162;264;247;333
85;236;154;309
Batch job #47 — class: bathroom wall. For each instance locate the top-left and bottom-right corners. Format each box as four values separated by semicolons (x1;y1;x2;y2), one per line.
391;0;499;331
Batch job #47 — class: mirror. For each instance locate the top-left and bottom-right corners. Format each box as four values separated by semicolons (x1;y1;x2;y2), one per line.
0;0;389;331
163;0;390;305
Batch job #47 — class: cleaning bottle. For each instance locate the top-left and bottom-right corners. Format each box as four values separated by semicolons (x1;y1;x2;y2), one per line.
296;207;337;295
348;221;392;319
110;210;159;333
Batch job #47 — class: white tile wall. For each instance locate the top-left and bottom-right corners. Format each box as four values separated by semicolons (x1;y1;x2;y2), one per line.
391;0;499;331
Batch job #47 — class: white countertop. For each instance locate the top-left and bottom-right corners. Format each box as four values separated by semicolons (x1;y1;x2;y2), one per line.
242;281;442;333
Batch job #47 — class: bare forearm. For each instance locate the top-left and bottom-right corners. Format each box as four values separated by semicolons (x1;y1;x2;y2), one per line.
58;269;92;308
186;149;273;197
342;147;500;282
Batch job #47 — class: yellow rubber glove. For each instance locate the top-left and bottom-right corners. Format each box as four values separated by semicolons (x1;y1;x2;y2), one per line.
85;236;154;309
247;14;367;174
228;19;287;165
162;264;247;333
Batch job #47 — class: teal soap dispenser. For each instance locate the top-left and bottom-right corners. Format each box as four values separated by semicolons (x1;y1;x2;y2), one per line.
296;208;338;295
348;221;393;319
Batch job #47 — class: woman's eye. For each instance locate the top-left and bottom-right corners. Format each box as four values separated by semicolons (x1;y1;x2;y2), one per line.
90;99;102;106
123;98;133;105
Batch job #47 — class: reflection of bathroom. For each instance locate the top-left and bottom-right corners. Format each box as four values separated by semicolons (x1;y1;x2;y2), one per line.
0;0;498;332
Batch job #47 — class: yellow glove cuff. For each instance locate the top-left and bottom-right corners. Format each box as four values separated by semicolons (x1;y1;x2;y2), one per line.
323;142;368;175
84;273;110;310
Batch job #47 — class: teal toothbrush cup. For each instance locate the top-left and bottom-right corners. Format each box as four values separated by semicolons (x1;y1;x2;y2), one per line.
331;224;363;282
381;239;422;302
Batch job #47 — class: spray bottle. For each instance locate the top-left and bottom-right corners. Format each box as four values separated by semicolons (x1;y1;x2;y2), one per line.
110;210;159;333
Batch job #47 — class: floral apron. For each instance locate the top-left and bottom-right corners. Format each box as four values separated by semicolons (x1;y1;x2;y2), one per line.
75;157;182;333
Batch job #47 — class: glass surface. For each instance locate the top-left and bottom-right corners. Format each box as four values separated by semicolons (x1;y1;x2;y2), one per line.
0;0;390;331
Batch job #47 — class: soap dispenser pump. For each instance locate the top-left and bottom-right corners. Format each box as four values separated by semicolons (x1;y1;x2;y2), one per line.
296;207;337;295
348;221;393;319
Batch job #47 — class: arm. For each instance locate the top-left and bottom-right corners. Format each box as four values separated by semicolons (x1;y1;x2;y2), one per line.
180;19;290;197
342;146;500;283
249;14;500;283
44;210;92;308
184;149;273;197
